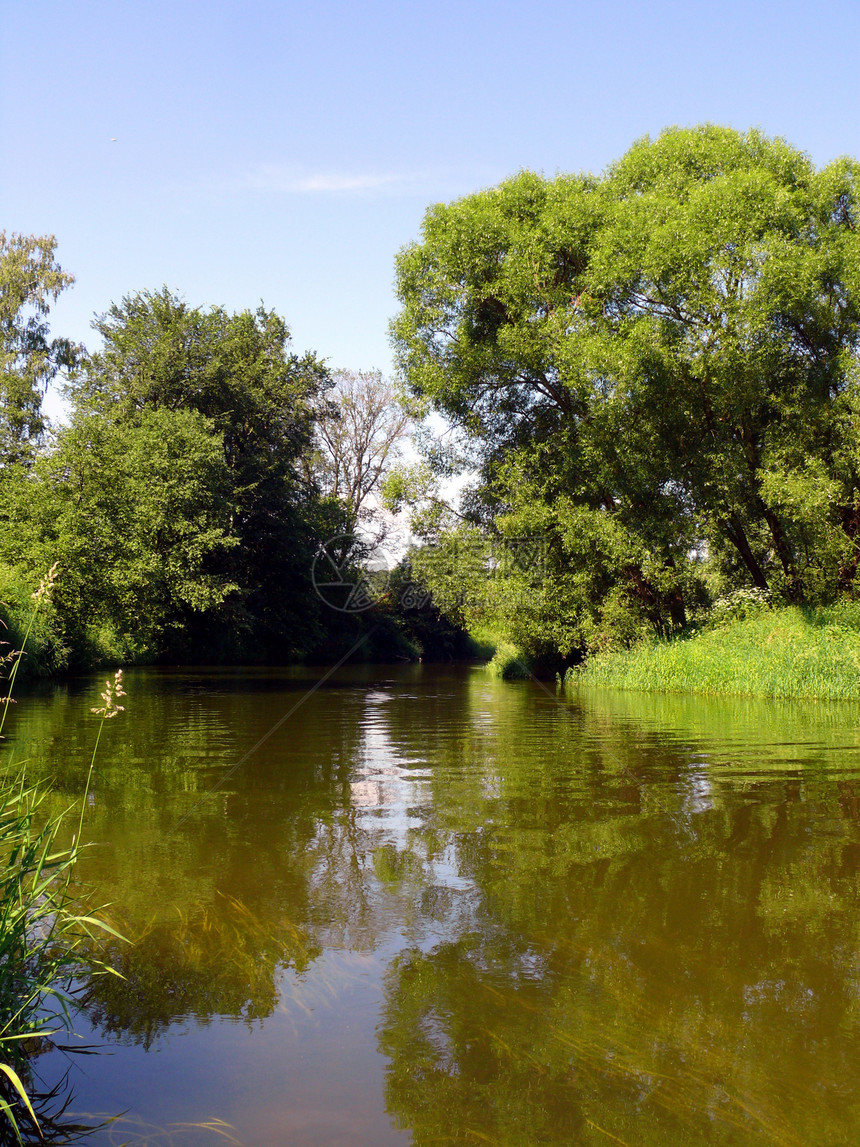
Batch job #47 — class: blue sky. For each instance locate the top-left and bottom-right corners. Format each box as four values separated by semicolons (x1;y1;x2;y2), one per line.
3;0;860;406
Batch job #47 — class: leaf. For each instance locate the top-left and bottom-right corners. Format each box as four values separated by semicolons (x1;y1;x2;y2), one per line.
0;1062;40;1134
67;914;129;942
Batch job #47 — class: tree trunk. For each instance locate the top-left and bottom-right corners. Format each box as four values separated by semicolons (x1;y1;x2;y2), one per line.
760;505;802;603
723;514;771;592
663;555;687;629
838;497;860;591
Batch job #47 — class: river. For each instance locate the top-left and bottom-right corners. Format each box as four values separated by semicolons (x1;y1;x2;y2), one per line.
8;663;860;1145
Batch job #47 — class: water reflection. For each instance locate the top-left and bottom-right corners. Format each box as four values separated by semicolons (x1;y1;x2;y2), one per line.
7;668;860;1143
85;894;319;1049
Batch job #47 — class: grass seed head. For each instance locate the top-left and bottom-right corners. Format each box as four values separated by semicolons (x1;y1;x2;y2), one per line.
91;669;127;719
31;562;60;606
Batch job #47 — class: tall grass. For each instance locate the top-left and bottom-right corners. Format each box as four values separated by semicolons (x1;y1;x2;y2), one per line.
571;602;860;701
0;567;125;1142
0;777;124;1141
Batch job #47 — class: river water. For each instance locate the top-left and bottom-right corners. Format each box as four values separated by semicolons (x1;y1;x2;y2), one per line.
8;663;860;1145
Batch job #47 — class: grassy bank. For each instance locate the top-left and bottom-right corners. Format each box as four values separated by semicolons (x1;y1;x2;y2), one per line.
571;602;860;700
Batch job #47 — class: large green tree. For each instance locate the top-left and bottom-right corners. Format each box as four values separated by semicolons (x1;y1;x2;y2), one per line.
393;126;860;657
3;407;237;662
1;287;344;666
65;289;336;659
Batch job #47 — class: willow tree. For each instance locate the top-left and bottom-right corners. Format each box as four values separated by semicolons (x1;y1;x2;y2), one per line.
392;126;860;657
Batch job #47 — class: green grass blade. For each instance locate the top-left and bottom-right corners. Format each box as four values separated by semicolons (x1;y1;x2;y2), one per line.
0;1062;40;1134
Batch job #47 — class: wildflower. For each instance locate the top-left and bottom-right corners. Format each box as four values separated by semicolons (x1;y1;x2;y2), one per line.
32;562;60;606
91;669;126;719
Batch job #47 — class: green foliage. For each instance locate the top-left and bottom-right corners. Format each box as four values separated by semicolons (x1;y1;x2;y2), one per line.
2;406;237;665
381;460;458;538
0;234;77;468
572;601;860;699
706;586;772;628
485;640;531;680
67;289;334;661
0;566;68;677
392;126;860;663
380;560;475;662
0;284;358;669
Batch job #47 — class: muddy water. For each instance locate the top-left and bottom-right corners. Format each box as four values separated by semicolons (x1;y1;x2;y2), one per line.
10;665;860;1145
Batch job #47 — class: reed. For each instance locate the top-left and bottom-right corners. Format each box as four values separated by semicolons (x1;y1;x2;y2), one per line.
0;774;124;1140
0;568;125;1142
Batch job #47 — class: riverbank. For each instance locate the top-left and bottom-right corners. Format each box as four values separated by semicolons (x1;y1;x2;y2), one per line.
569;602;860;700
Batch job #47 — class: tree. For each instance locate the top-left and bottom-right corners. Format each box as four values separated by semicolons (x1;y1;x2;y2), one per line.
0;232;77;466
392;127;860;658
2;407;237;662
63;289;335;659
314;369;411;534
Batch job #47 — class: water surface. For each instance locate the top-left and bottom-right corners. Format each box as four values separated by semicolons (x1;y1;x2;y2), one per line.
9;665;860;1145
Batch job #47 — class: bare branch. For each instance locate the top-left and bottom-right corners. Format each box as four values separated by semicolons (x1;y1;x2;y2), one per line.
314;370;412;528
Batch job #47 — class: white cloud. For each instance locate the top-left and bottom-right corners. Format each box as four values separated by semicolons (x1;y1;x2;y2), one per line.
243;165;409;194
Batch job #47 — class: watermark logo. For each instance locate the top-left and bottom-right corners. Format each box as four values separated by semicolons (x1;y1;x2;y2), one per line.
311;532;548;613
311;535;392;613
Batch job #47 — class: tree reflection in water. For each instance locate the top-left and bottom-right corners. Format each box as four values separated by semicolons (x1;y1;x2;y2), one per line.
10;668;860;1144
